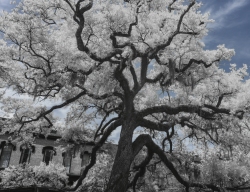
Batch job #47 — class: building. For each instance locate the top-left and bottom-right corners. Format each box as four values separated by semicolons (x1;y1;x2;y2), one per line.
0;119;116;192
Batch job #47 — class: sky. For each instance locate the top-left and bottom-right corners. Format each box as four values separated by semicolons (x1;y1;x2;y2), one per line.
199;0;250;73
0;0;250;143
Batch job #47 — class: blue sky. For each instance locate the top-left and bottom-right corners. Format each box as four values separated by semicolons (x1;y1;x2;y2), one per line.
1;0;250;142
199;0;250;73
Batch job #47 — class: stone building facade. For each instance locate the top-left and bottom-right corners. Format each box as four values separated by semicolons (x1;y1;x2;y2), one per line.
0;130;98;192
0;133;94;173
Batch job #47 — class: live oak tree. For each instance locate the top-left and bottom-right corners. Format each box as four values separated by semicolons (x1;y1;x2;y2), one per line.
1;0;250;191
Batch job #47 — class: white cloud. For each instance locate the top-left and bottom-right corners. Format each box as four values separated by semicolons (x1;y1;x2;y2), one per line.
206;0;248;28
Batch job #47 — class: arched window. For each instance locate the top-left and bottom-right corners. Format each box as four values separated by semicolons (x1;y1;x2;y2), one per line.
81;151;91;167
62;150;72;173
42;146;56;165
0;141;16;169
19;144;35;164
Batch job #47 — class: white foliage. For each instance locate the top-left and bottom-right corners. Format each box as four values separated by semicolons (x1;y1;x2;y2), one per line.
0;162;68;189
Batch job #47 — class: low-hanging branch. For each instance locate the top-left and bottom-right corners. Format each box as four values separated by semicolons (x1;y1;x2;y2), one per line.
128;147;154;192
138;134;250;192
137;117;175;132
137;103;237;121
66;118;123;191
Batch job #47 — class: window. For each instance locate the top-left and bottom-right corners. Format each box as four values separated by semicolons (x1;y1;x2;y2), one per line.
62;150;72;173
0;141;15;168
19;144;35;164
193;155;201;179
42;146;56;165
44;150;53;165
81;151;91;167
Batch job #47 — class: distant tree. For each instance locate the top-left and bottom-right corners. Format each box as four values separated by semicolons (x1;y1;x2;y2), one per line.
0;0;250;191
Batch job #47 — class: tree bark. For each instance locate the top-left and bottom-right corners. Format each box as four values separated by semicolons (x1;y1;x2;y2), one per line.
106;117;136;192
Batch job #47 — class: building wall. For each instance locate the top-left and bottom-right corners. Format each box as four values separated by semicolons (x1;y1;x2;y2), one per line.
0;134;94;176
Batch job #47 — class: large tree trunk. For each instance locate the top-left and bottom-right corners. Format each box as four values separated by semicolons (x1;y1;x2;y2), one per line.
106;117;136;192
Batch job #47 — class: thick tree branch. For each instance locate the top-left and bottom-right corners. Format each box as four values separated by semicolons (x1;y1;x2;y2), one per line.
182;120;219;144
138;134;223;191
134;134;250;192
110;1;141;49
13;58;47;76
140;55;149;87
132;133;151;158
168;0;177;12
75;84;123;100
131;55;150;97
72;0;122;62
128;148;154;191
145;72;164;84
66;118;123;191
162;126;175;152
137;117;175;132
63;0;75;12
175;58;220;73
76;0;93;15
129;65;139;92
204;104;230;115
148;1;196;59
95;116;120;140
137;103;240;121
137;105;208;119
114;60;133;104
65;62;103;76
216;92;233;108
133;134;189;187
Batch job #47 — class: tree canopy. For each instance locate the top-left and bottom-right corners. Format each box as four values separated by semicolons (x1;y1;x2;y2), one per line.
1;0;250;191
